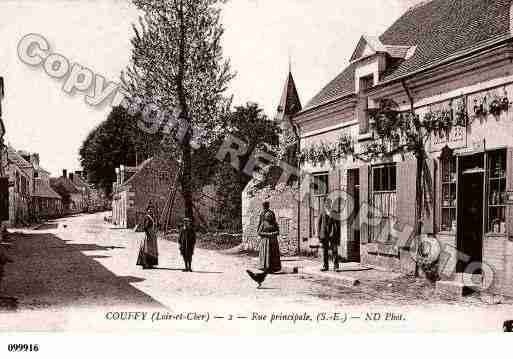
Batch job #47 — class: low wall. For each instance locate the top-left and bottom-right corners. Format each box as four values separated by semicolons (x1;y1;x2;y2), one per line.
241;182;302;256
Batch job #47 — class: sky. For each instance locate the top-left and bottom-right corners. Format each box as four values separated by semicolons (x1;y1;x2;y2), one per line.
0;0;422;176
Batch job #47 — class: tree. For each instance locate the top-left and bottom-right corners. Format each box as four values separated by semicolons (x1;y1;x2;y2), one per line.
122;0;235;227
210;103;280;231
79;106;162;195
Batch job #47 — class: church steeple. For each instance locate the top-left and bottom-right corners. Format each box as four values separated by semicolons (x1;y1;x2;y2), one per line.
275;69;302;165
275;70;302;124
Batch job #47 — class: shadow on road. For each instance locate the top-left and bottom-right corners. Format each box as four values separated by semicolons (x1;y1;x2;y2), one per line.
2;233;164;310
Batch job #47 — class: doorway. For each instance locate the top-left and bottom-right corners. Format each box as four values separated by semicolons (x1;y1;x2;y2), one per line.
457;154;484;273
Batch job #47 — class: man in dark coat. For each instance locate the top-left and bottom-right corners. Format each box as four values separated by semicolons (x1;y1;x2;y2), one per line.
317;199;340;271
178;217;196;272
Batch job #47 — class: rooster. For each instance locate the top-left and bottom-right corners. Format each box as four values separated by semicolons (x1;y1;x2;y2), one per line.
246;269;268;289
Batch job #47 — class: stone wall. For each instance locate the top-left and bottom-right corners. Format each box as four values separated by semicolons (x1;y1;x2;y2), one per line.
242;181;307;256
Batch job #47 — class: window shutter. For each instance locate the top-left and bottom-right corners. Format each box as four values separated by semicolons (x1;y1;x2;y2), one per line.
357;95;369;134
359;164;369;244
397;159;417;229
329;167;341;194
422;158;436;234
507;148;513;239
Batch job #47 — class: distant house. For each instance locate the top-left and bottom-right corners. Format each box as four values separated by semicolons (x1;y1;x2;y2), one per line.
7;148;62;224
27;153;62;220
112;157;216;230
50;170;86;215
6;147;33;226
69;171;90;211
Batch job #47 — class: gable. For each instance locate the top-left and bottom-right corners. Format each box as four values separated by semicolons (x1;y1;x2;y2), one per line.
350;36;385;62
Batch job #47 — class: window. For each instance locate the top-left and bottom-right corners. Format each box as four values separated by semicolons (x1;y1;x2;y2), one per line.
440;154;457;232
487;150;507;234
372;164;396;192
309;173;329;237
371;164;397;242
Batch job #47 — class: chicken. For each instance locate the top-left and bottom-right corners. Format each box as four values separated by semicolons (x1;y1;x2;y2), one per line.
246;269;268;289
504;320;513;332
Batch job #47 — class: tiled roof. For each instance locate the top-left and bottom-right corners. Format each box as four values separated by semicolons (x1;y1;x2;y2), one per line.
72;174;89;189
7;147;32;170
276;72;302;121
379;0;511;82
302;0;512;112
33;179;62;199
50;177;81;194
304;62;357;110
122;158;154;186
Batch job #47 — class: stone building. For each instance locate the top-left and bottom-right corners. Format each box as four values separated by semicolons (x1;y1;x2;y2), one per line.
285;0;513;297
6;147;33;226
112;157;217;230
112;158;184;229
241;70;307;255
7;148;62;223
29;154;62;219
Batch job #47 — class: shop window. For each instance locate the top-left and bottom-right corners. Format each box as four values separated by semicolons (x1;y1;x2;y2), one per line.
487;149;507;234
440;152;457;232
371;164;397;242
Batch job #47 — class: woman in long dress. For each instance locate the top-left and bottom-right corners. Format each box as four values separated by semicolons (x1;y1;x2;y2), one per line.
137;206;158;269
257;201;281;273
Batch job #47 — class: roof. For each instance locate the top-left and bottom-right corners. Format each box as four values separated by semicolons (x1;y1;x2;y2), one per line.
33;179;62;199
7;146;32;170
302;0;513;112
303;62;357;110
33;163;50;175
71;174;90;189
275;72;302;122
50;177;81;194
118;157;178;189
122;158;155;187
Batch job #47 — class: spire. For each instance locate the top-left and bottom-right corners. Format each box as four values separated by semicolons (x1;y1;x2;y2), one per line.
275;69;302;123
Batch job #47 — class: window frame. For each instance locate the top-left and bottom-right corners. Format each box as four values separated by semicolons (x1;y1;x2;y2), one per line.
370;163;397;243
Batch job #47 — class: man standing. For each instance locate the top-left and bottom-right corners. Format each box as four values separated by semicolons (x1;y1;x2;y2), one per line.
178;217;196;272
317;199;340;271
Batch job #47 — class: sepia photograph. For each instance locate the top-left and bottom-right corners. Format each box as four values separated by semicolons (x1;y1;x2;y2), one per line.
1;0;513;345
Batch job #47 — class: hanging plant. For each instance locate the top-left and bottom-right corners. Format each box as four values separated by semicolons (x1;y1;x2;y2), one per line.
454;97;468;127
489;96;502;117
299;133;356;168
473;96;487;118
500;88;509;112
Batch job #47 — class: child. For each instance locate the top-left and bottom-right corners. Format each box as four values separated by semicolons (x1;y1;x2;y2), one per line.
178;218;196;272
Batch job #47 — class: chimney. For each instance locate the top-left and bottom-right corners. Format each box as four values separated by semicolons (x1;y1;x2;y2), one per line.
69;172;74;181
75;171;82;178
120;165;125;184
30;153;40;165
63;169;67;178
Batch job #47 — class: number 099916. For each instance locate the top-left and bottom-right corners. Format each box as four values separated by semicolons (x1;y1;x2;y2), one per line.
7;344;40;352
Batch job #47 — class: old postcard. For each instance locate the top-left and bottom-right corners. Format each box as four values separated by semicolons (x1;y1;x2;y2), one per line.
1;0;513;343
